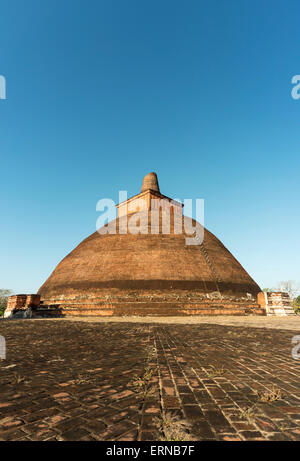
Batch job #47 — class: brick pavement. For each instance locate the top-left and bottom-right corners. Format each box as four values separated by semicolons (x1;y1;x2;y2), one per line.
51;315;300;330
0;319;300;441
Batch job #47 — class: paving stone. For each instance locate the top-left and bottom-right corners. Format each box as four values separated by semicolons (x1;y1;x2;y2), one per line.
0;320;300;441
58;428;90;441
239;430;264;440
191;421;215;439
162;396;181;409
183;405;205;421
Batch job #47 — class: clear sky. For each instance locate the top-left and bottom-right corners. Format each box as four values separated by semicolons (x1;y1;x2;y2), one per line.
0;0;299;294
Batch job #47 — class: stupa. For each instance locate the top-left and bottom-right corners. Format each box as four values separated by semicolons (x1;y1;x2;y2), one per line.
35;172;265;316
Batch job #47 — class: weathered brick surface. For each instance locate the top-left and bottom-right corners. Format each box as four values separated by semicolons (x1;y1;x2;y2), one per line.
257;291;294;315
6;295;40;313
6;296;27;311
35;174;263;316
35;299;265;317
38;203;262;316
0;319;299;441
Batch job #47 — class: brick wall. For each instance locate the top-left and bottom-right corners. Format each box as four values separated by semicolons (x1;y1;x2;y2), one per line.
117;189;183;218
257;291;294;315
6;294;40;312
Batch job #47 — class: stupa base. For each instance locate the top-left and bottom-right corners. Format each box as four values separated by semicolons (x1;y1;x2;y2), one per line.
35;299;265;317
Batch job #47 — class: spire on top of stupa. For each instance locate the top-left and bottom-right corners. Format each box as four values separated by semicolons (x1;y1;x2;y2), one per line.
141;172;160;193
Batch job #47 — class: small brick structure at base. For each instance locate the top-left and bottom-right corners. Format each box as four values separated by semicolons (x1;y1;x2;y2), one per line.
5;291;266;317
4;294;41;318
257;291;294;316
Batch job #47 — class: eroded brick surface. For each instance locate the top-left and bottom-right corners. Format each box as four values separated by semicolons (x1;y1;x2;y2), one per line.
0;320;299;441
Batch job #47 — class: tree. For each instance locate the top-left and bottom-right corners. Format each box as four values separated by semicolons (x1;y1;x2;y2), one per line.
276;281;300;314
263;288;275;293
0;289;13;316
294;295;300;314
277;281;300;300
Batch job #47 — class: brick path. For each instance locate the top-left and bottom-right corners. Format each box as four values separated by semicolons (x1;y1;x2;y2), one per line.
0;319;300;441
52;315;300;330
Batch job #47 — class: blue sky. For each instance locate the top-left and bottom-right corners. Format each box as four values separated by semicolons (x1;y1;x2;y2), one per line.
0;0;299;294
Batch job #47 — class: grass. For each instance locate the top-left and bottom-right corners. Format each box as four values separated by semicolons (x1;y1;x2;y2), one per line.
11;372;26;385
130;342;158;398
74;374;95;385
278;422;289;432
238;386;284;423
205;366;226;379
238;405;256;423
131;365;156;398
255;387;284;402
154;412;193;441
226;330;241;337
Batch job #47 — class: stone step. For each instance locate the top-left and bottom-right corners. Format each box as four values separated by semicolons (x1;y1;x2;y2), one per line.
41;299;259;308
36;302;265;317
42;302;261;310
267;307;295;316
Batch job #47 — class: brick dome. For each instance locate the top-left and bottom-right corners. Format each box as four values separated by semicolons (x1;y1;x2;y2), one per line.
38;174;262;316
